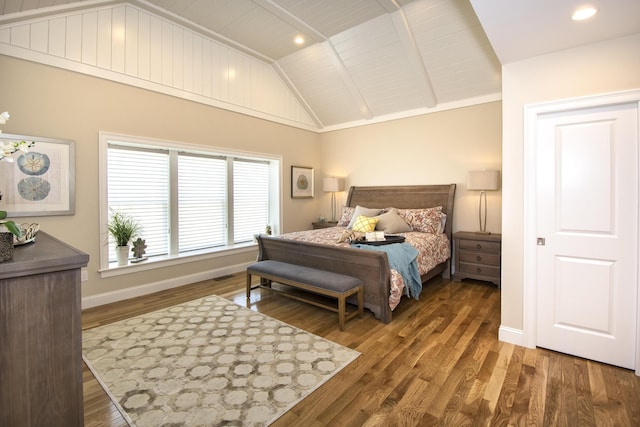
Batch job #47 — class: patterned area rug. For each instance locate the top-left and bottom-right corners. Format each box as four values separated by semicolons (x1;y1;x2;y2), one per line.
83;294;360;426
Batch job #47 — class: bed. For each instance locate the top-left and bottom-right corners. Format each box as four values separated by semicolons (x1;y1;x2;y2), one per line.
256;184;456;323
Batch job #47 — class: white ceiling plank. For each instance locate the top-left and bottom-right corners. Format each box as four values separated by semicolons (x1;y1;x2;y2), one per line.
390;9;437;107
4;0;628;130
322;40;372;120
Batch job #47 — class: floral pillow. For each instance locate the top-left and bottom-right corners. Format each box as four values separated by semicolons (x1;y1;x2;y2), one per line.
337;207;355;226
392;206;444;234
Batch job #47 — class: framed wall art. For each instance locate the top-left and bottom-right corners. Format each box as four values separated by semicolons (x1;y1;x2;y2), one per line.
0;133;75;217
291;166;314;199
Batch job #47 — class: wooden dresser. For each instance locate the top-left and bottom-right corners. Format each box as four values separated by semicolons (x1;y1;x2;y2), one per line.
453;231;501;287
0;232;89;426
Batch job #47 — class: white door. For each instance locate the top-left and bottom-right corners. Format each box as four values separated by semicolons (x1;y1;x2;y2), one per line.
536;102;638;369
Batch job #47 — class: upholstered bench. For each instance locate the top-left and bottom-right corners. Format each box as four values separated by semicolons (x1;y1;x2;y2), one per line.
246;260;364;330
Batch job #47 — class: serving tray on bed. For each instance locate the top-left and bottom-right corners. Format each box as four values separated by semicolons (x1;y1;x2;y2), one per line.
358;235;406;246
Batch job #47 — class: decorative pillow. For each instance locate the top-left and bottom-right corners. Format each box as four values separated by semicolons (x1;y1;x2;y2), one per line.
347;206;382;229
438;213;447;233
393;206;444;233
337;207;354;226
374;210;412;233
351;215;379;233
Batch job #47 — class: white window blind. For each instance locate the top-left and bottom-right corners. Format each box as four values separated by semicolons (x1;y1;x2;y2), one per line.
107;146;170;262
178;153;227;252
104;135;278;268
233;159;270;243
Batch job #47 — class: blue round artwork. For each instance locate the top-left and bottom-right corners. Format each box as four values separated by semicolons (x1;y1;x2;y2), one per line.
296;174;309;190
17;177;51;201
17;152;50;176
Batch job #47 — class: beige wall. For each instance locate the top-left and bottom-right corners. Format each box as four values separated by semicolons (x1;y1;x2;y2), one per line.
0;55;320;299
319;102;503;234
501;33;640;332
1;55;503;304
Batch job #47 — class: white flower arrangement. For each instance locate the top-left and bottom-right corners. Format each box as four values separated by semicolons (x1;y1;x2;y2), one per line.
0;112;34;162
0;111;35;236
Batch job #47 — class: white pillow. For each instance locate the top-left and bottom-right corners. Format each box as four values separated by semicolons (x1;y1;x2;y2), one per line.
347;205;382;229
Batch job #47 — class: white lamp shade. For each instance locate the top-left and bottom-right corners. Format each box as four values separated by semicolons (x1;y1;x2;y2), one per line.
467;170;500;191
323;177;344;192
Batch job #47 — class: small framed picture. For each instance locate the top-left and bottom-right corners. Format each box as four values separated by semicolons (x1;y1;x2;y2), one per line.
0;133;75;216
291;166;314;198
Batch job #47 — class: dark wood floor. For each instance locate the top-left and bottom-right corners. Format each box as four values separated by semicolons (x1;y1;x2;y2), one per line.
81;274;640;426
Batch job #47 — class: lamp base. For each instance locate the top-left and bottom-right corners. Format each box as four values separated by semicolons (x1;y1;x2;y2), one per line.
475;230;492;235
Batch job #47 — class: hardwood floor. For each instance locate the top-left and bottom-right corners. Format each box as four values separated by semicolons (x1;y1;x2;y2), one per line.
81;274;640;426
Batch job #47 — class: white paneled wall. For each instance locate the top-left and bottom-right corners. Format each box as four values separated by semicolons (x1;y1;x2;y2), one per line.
0;3;318;130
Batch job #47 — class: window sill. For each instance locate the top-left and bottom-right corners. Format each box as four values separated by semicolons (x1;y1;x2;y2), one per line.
98;242;257;278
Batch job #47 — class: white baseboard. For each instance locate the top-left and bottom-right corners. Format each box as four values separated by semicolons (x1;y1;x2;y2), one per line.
82;261;253;309
498;325;525;347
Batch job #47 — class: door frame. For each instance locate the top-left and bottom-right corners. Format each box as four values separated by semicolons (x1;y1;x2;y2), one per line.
523;89;640;375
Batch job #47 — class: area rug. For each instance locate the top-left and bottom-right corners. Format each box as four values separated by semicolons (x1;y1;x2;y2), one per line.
82;294;360;426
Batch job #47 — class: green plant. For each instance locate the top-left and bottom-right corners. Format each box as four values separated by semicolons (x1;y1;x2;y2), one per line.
0;209;20;237
108;209;141;247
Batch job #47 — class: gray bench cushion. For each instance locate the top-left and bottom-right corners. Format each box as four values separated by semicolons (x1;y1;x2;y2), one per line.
247;260;361;293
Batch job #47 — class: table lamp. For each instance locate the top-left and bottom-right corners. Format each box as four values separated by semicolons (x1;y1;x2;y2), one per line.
467;170;500;234
323;177;344;222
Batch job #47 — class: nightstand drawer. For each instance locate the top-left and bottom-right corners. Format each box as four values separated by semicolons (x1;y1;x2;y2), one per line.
458;262;500;278
458;251;500;266
459;240;500;254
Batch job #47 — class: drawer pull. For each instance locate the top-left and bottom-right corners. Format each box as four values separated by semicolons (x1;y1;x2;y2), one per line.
476;267;482;273
476;255;482;262
476;243;482;249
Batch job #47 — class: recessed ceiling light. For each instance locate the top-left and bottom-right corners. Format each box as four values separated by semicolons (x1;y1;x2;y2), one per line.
294;36;305;45
572;7;597;21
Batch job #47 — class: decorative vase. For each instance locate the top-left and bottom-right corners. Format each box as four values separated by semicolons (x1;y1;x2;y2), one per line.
116;245;130;266
0;232;14;262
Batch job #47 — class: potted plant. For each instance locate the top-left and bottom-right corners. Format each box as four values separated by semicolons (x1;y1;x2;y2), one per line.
108;209;141;266
0;208;21;262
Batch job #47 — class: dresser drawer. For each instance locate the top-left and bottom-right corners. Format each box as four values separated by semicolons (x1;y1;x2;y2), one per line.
458;262;500;278
459;239;501;254
458;251;500;266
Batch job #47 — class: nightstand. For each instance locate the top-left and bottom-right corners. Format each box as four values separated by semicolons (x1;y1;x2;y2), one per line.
312;221;338;229
453;231;501;287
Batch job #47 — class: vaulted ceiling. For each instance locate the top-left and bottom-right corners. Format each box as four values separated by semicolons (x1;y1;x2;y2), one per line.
1;0;638;131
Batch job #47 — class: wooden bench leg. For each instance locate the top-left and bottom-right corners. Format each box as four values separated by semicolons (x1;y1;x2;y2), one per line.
338;294;346;331
246;271;252;306
357;286;364;318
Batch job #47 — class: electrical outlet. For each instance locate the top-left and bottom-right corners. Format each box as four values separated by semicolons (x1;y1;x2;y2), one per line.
81;270;88;282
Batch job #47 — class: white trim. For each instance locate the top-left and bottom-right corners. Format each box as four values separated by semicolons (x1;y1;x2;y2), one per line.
498;325;524;346
318;93;502;133
523;88;640;375
82;260;253;309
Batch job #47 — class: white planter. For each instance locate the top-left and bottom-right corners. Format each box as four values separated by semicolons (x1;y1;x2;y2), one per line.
116;245;130;266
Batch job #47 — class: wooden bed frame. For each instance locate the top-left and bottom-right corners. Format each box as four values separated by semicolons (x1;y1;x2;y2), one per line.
256;184;456;323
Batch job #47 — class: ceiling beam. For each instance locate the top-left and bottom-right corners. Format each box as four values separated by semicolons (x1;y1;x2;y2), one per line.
322;41;373;121
252;0;326;43
390;8;437;107
272;62;324;129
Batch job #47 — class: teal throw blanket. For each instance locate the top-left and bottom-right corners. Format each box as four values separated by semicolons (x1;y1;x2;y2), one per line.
352;242;422;299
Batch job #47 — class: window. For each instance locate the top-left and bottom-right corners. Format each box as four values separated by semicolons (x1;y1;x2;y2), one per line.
100;133;281;272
